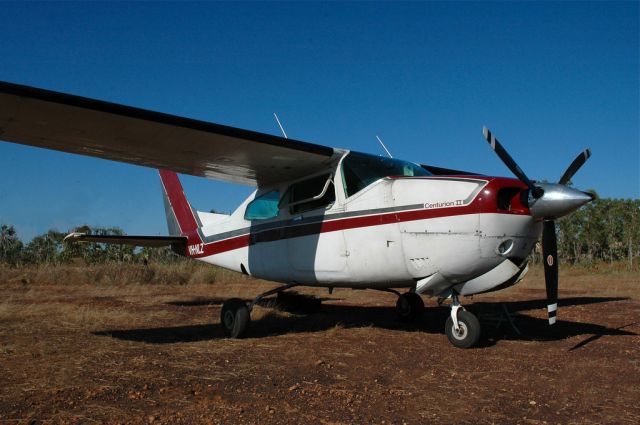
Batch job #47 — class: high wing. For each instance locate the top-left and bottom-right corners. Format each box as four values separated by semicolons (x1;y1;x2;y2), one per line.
0;81;343;186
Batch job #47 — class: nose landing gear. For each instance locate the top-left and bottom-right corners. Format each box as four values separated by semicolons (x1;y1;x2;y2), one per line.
441;292;481;349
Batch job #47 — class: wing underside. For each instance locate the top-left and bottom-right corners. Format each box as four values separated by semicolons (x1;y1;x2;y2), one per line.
0;81;343;186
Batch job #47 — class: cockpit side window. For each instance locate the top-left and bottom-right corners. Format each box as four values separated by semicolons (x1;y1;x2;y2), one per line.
281;173;335;214
341;152;432;197
244;190;280;221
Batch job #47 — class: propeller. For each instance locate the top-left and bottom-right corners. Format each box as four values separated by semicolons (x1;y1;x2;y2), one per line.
482;126;593;325
542;220;558;324
482;127;544;198
558;148;592;186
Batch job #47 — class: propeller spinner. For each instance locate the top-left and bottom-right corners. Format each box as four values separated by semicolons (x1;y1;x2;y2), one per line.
482;126;593;325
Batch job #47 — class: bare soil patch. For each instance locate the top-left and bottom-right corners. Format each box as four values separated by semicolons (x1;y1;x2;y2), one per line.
0;266;638;424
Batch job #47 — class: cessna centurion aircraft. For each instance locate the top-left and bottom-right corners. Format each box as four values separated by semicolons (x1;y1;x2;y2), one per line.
0;81;593;348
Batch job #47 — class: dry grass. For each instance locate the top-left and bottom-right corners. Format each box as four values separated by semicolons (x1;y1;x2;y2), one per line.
512;262;639;299
0;296;172;331
250;305;285;321
0;261;251;287
1;260;636;294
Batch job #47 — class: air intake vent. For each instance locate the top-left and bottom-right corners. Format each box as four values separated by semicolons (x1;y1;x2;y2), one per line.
497;187;528;213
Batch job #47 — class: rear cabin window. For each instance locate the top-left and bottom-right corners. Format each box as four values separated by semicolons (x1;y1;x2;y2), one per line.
281;174;335;214
341;152;432;197
244;190;280;221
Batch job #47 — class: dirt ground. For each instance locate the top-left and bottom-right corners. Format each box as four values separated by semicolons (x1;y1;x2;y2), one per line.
0;266;638;424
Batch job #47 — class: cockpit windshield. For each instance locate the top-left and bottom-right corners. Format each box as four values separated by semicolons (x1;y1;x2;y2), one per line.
341;151;432;197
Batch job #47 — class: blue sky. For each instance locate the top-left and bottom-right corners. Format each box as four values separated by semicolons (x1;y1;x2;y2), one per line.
0;1;638;241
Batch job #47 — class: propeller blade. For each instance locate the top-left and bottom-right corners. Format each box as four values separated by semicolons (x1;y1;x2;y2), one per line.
558;148;592;185
542;220;559;325
482;126;543;198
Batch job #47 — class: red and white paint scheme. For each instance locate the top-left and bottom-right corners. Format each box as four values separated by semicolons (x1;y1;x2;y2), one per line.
0;81;593;347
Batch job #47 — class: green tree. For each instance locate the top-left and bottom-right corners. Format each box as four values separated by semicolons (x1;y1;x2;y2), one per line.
24;230;64;264
557;197;640;267
621;199;640;269
0;224;23;265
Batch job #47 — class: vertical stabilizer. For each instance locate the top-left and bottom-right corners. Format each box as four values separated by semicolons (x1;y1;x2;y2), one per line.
159;170;199;236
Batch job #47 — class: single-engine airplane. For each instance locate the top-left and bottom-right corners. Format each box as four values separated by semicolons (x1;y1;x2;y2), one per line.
0;81;594;348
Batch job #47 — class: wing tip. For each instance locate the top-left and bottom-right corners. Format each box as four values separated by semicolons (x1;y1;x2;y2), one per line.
63;231;85;242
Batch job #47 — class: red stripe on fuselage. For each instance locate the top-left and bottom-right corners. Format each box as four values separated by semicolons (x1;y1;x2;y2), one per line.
194;205;479;258
191;176;529;258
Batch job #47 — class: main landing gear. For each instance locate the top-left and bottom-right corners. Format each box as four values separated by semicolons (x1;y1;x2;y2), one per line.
376;288;425;322
395;291;425;322
220;283;300;338
441;292;481;349
220;298;250;338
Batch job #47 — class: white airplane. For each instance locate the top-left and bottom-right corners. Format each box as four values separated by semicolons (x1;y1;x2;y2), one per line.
0;81;593;348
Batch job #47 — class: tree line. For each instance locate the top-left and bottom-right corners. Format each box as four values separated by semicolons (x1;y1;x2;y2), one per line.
556;198;639;268
1;197;638;268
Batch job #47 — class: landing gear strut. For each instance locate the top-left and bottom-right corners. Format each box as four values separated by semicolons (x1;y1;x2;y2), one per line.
220;283;300;338
443;292;481;349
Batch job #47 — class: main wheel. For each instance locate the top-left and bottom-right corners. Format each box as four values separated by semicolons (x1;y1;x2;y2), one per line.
395;292;425;322
445;310;481;348
220;298;250;338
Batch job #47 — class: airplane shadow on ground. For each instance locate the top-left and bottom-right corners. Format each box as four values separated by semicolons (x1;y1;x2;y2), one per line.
93;296;637;350
165;294;342;308
471;297;637;349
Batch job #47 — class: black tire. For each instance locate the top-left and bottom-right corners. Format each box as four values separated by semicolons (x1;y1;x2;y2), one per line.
220;298;250;338
395;292;425;322
445;310;481;349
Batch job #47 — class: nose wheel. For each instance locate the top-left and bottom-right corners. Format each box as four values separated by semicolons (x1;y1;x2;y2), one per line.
445;310;480;348
443;292;481;348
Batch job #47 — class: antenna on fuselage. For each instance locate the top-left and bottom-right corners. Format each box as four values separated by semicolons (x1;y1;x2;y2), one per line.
273;113;288;139
376;135;393;158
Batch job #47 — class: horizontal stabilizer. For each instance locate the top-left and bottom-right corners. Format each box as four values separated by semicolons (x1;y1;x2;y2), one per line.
64;232;187;248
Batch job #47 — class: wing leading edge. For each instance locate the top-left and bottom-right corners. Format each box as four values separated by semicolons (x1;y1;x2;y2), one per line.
0;81;343;186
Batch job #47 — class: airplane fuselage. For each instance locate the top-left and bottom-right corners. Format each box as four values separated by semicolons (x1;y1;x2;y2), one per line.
175;152;541;298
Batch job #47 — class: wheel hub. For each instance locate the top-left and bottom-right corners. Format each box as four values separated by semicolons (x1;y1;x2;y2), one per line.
452;322;468;340
223;310;235;329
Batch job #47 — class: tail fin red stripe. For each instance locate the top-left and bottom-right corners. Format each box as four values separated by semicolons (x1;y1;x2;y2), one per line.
159;169;199;234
